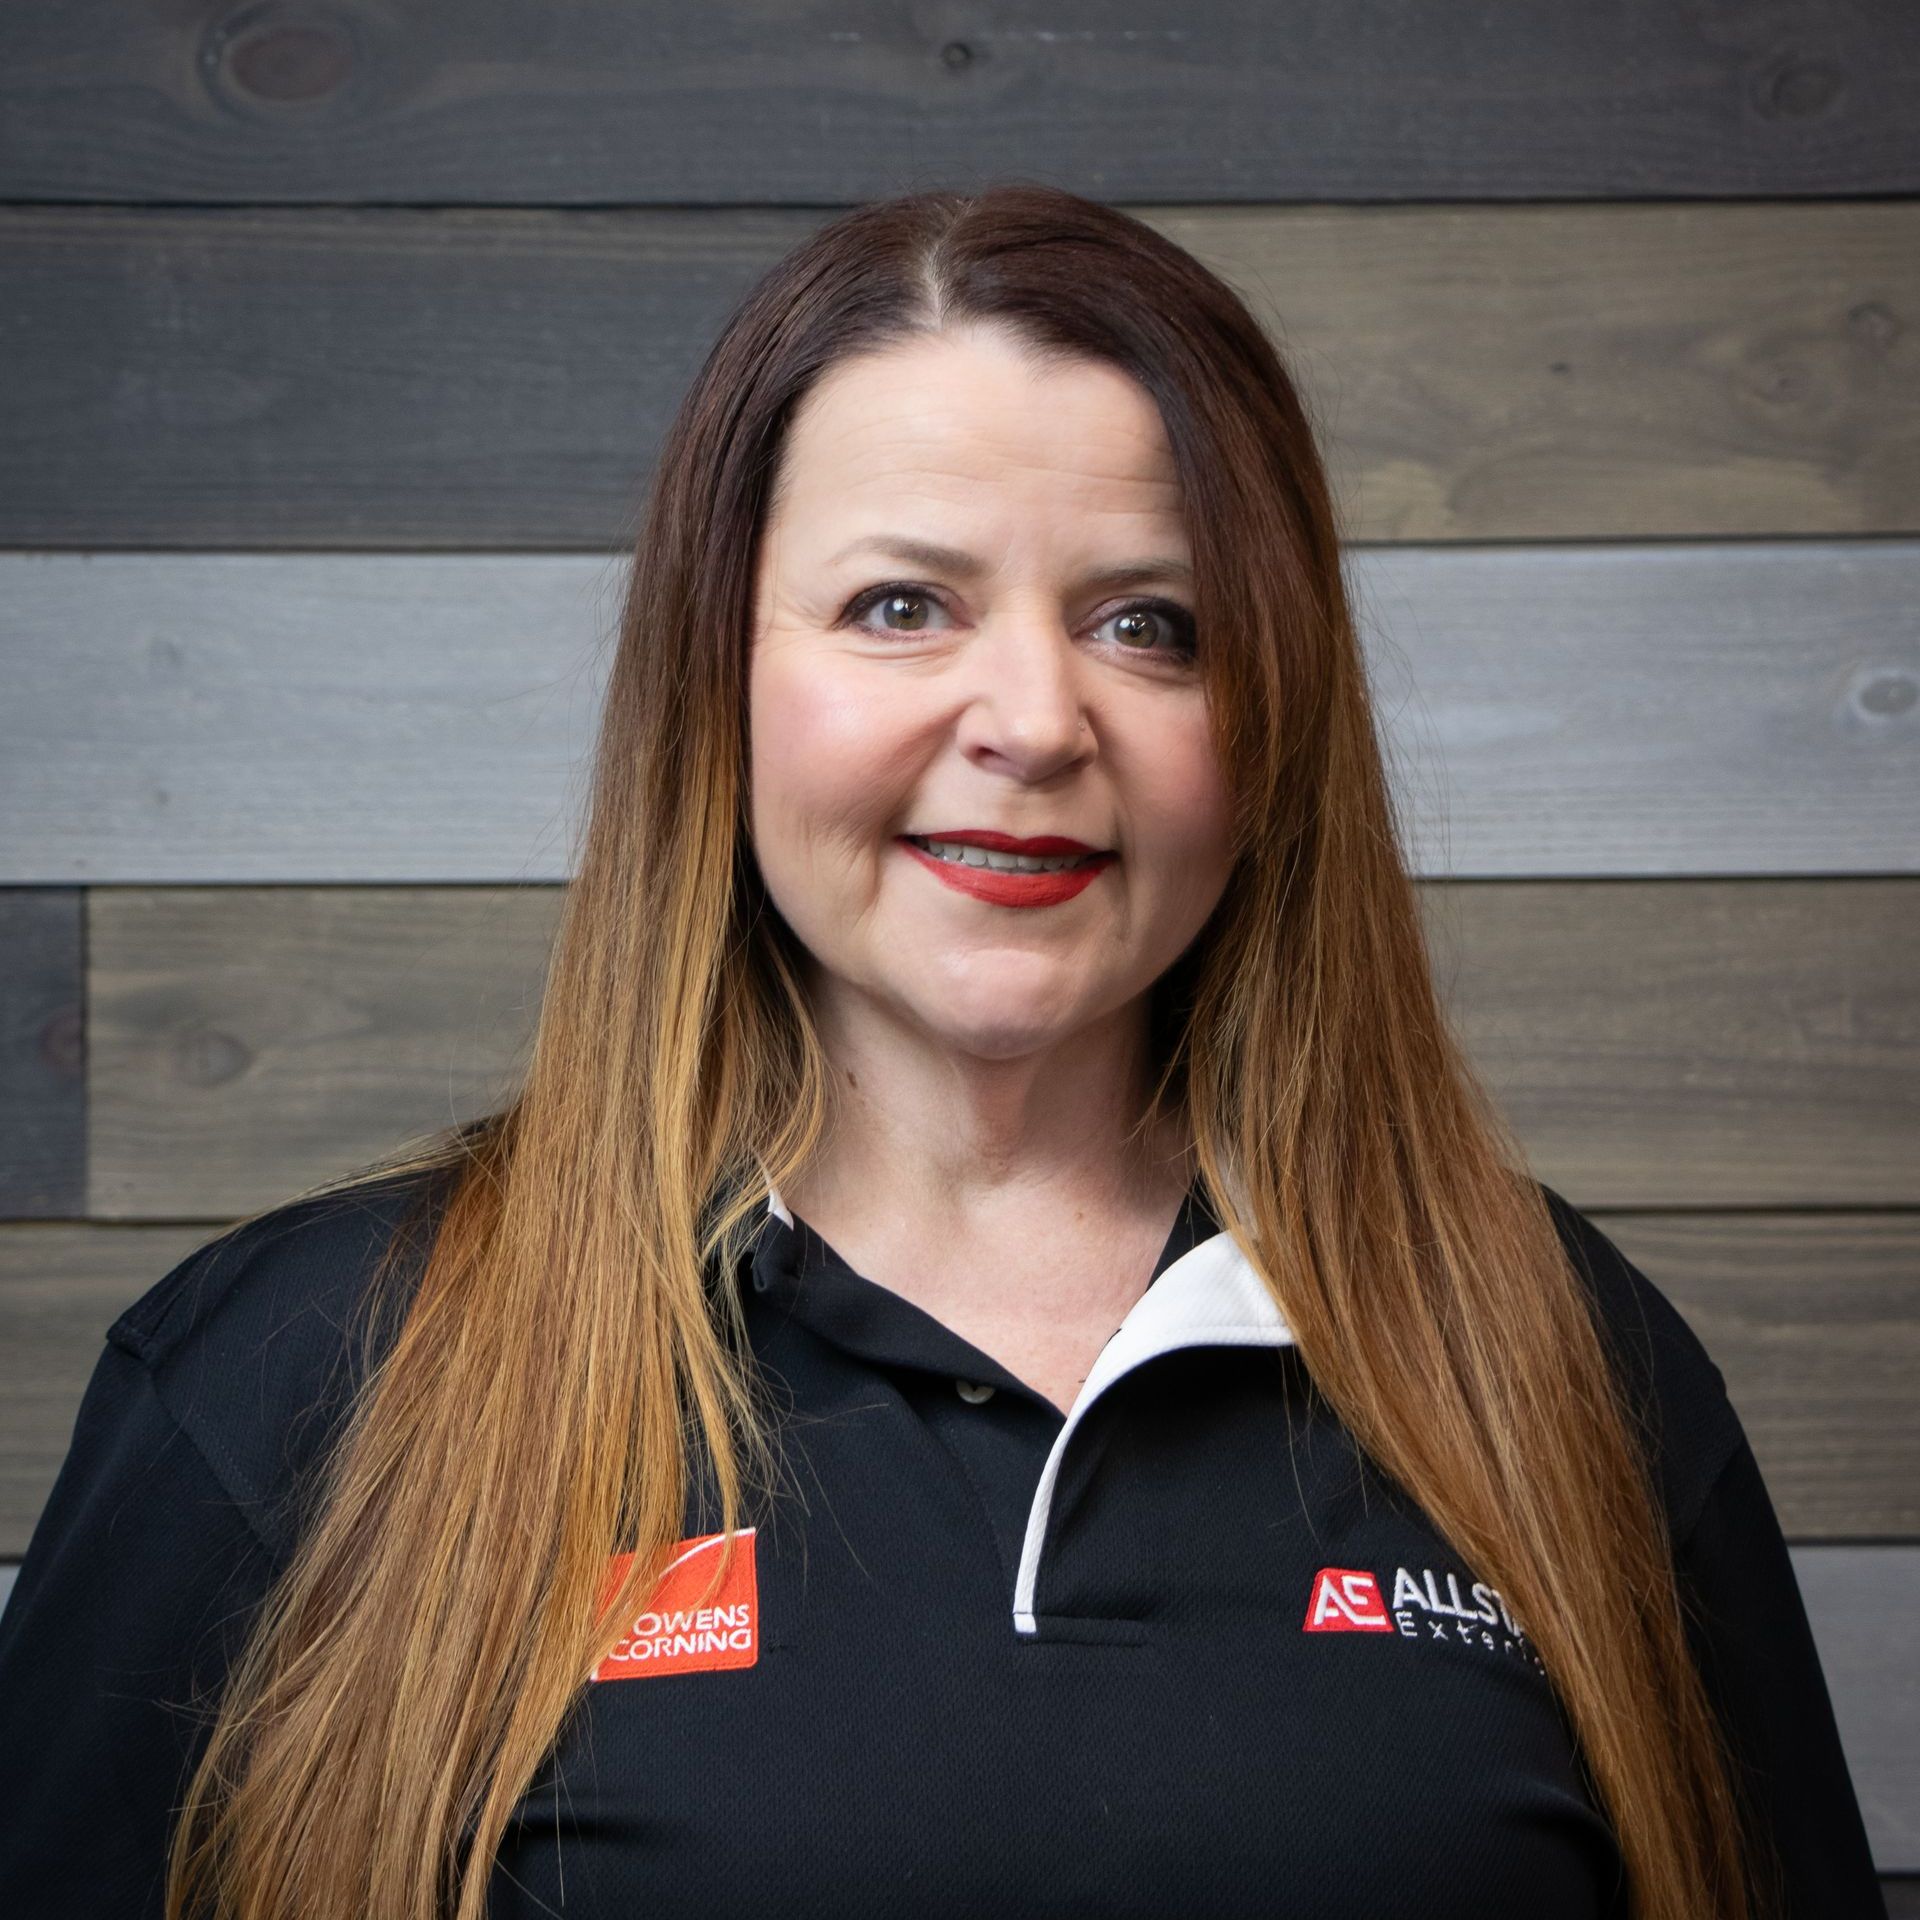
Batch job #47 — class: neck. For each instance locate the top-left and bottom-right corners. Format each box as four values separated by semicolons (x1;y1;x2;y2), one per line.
780;980;1192;1234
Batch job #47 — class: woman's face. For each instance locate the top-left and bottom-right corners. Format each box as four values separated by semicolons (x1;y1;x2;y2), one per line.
747;325;1235;1063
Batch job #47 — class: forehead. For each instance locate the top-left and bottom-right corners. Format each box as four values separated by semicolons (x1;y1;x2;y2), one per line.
767;329;1185;536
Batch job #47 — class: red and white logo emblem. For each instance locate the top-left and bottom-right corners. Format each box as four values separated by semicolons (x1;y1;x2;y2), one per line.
1301;1561;1544;1672
590;1528;759;1681
1302;1565;1393;1632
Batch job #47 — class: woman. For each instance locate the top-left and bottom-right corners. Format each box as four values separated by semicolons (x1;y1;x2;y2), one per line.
0;184;1884;1920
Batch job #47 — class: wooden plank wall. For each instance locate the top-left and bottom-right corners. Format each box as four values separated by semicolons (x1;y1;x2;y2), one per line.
1;1;1915;1899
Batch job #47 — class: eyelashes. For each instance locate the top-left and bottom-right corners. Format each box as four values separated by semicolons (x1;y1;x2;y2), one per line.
838;581;1199;662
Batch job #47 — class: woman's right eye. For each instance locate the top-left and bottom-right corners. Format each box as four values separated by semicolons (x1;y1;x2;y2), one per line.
840;583;955;634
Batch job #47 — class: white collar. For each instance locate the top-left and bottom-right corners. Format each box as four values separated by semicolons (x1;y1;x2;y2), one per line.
762;1179;1294;1633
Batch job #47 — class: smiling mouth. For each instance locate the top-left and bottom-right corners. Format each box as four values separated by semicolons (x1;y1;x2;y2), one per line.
902;835;1110;874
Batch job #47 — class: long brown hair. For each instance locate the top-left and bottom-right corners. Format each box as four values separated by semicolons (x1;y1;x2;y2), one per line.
165;183;1771;1920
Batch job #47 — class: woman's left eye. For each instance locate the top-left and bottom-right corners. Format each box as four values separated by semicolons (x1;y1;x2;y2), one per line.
1101;603;1198;658
840;583;1197;659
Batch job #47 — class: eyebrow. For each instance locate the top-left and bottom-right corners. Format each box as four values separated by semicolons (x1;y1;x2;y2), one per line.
826;533;1193;595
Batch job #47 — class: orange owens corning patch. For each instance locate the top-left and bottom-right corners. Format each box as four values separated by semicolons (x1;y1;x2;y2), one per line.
590;1528;760;1681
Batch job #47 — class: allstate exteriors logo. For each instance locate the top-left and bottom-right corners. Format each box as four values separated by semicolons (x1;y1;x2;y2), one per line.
1303;1564;1545;1673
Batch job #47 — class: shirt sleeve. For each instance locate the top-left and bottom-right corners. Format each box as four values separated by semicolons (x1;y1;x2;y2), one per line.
1673;1432;1889;1919
0;1333;279;1919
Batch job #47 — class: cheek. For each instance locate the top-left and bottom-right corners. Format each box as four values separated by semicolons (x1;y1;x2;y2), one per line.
1131;713;1235;885
749;647;914;871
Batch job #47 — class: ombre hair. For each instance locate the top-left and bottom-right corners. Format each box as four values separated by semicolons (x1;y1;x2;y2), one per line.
165;184;1772;1920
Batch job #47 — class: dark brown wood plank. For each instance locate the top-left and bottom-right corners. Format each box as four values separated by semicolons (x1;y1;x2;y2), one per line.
83;882;1920;1216
1594;1213;1920;1540
1426;878;1920;1208
87;887;562;1221
1172;202;1920;543
0;1;1914;204
0;892;84;1217
2;203;1914;547
7;542;1916;884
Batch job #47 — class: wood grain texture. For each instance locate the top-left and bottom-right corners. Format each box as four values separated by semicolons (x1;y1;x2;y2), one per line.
1169;202;1920;542
0;552;615;884
2;202;1913;547
1355;542;1920;879
0;1;1914;204
77;881;1920;1217
4;541;1914;884
1598;1214;1920;1539
87;887;562;1220
1424;878;1920;1208
0;892;84;1217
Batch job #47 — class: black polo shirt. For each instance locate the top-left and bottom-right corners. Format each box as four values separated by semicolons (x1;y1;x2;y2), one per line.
0;1168;1887;1917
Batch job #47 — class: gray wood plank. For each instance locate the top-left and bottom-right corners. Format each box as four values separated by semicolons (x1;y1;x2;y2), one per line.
0;553;614;884
4;542;1914;884
1426;878;1920;1209
1792;1547;1920;1872
1;2;1914;203
0;892;84;1215
0;1541;1908;1862
2;202;1914;547
1357;542;1920;880
6;1210;1911;1546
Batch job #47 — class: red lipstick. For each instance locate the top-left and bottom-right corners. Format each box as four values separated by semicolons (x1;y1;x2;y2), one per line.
895;830;1116;909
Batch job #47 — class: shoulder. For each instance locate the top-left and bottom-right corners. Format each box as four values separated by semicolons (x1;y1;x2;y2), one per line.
1535;1179;1750;1546
103;1161;456;1566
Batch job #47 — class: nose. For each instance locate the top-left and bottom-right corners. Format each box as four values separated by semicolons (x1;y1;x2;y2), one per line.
954;606;1094;780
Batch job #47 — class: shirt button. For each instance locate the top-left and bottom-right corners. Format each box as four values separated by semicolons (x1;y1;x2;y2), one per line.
954;1378;996;1404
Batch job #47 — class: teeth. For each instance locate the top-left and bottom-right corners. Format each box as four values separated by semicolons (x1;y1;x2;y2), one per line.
911;836;1103;874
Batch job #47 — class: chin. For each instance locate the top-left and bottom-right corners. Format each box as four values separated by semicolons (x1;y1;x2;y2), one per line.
901;986;1102;1058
